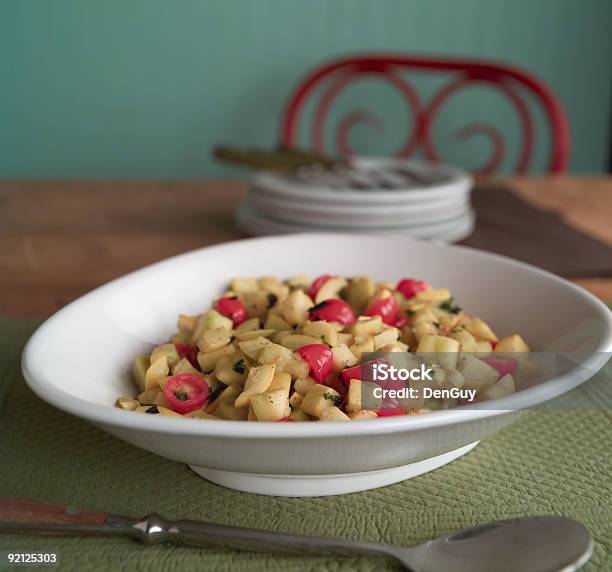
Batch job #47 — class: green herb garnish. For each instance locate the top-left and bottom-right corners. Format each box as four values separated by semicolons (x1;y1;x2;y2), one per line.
232;359;246;374
308;300;329;314
323;392;342;406
439;298;462;314
207;384;225;403
175;392;189;401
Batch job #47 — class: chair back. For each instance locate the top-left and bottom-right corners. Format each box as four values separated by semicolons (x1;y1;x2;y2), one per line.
280;55;570;174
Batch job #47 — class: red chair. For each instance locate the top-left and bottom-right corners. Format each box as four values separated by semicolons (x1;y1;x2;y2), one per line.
280;54;570;175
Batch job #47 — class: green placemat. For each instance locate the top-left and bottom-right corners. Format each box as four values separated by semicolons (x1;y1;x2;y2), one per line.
1;318;611;571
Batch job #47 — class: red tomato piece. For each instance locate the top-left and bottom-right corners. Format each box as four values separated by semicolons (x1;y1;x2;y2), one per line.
363;296;399;325
309;274;332;300
175;343;200;370
340;363;363;387
215;296;247;326
277;416;294;422
396;278;430;299
308;299;356;325
340;358;388;386
376;408;405;417
480;356;518;377
393;314;410;329
297;344;334;382
163;373;210;414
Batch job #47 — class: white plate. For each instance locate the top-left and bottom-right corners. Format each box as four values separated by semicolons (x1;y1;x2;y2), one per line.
236;203;476;243
246;192;472;227
22;234;612;496
251;157;472;206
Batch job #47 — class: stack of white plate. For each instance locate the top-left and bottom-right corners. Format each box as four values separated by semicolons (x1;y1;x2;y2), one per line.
236;157;475;243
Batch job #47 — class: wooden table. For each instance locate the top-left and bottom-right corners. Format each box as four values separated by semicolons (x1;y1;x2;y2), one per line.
1;176;611;317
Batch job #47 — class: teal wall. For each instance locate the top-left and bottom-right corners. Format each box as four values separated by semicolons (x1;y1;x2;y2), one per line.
1;0;611;179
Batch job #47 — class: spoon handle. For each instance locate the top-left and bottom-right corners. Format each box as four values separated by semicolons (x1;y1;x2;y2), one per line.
0;497;405;564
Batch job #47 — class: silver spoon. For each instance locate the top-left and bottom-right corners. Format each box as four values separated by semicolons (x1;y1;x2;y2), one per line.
0;497;593;571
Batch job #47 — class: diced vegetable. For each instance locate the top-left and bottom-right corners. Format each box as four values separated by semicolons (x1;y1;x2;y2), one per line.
349;334;375;359
465;318;498;342
480;356;518;377
150;344;180;369
238;336;271;360
319;406;350;421
314;276;347;304
199;327;233;353
294;376;317;395
144;356;169;391
415;288;451;302
308;299;355;325
234;364;276;408
373;328;399;350
297;344;334;382
331;343;359;372
363;293;399;325
345;277;375;314
302;320;341;347
215;296;247;326
197;344;236;372
230;277;259;294
191;310;233;343
301;384;340;417
281;289;314;325
234;317;261;333
175;343;199;369
494;335;530;354
279;334;322;349
132;355;150;392
308;274;332;300
456;355;500;391
250;388;291;421
116;396;139;410
416;335;460;369
396;278;430;299
480;374;515;400
353;315;384;336
163;373;210;414
348;410;378;420
346;379;362;413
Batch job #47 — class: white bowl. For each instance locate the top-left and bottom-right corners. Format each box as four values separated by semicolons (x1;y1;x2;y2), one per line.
22;234;612;496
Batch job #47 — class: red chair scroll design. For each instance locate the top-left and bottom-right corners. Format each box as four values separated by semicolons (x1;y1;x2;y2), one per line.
280;55;570;174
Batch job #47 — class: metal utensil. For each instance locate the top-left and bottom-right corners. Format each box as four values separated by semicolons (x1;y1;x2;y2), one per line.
213;145;443;189
0;497;592;571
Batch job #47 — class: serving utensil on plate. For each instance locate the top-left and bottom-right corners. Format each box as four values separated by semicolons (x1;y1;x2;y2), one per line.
0;497;592;571
213;145;442;188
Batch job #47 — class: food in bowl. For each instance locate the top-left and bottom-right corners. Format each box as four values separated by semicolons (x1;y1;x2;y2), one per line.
116;275;530;422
